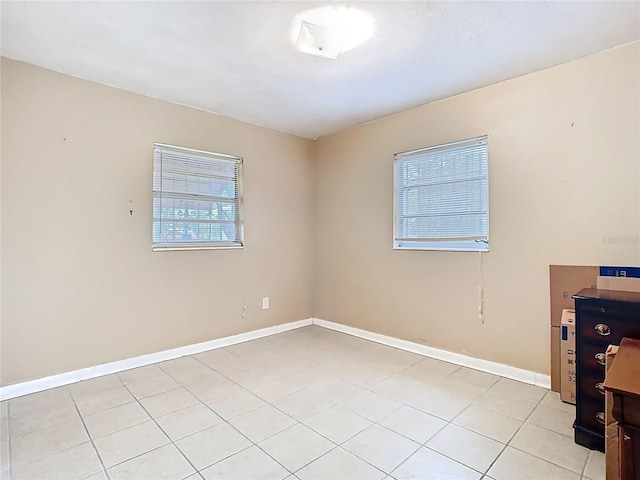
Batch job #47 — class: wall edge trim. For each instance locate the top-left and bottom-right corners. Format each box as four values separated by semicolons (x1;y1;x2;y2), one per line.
312;318;551;389
0;318;313;400
1;316;551;400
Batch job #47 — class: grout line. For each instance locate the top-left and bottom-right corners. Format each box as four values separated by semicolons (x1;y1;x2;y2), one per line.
6;330;584;480
117;381;203;476
147;357;297;476
6;401;13;480
68;390;112;480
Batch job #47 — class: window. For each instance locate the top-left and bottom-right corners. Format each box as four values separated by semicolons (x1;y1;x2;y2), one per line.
394;136;488;251
152;143;243;251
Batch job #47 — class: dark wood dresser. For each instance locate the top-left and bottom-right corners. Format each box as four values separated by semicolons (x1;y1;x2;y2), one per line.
573;288;640;451
604;337;640;480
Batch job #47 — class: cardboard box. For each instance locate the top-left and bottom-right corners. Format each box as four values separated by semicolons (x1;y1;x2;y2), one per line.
549;265;598;327
549;265;598;391
605;345;619;480
560;309;576;404
597;275;640;293
550;326;560;392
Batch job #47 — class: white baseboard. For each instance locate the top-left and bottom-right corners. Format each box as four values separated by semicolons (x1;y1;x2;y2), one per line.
1;316;551;401
312;318;551;389
0;318;313;401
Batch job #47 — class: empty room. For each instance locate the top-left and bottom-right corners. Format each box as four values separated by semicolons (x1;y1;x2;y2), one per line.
1;1;639;479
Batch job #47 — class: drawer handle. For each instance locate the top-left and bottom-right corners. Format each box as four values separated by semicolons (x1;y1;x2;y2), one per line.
594;324;611;336
595;353;606;365
596;383;605;394
596;412;606;425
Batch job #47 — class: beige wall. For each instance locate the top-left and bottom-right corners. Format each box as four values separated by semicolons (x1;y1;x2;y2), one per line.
2;43;639;386
313;42;640;375
1;58;315;385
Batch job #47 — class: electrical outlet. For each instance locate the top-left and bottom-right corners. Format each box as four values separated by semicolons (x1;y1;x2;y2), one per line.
262;297;269;310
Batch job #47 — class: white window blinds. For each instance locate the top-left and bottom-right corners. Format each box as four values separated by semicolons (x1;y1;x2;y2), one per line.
152;143;243;251
394;136;488;251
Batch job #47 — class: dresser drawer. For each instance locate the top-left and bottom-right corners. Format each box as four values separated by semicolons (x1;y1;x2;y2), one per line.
580;373;608;402
577;396;607;435
578;342;609;374
579;313;640;344
579;302;640;320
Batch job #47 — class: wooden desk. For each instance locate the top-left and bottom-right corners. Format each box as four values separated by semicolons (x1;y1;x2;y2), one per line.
603;337;640;480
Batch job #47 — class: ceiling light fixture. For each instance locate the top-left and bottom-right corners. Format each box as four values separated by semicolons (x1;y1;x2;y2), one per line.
291;5;376;59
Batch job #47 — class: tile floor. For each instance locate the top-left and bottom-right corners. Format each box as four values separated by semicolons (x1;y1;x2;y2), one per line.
0;326;605;480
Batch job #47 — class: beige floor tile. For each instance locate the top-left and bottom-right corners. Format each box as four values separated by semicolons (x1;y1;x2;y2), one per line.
10;415;89;467
159;357;220;386
232;366;280;390
1;440;10;477
338;363;397;387
203;384;266;419
402;358;461;379
155;403;223;441
229;404;296;443
378;405;447;444
0;417;7;444
12;442;102;480
186;376;236;402
472;390;539;421
435;378;489;399
194;348;246;371
379;349;424;370
225;341;267;356
303;405;372;444
175;422;251;470
4;330;591;480
308;378;369;403
373;375;434;404
69;375;123;398
10;400;80;439
74;385;135;416
284;368;332;389
487;378;546;402
85;471;109;480
391;447;482;480
10;387;72;417
273;389;335;421
342;390;401;422
200;445;289;480
297;447;385;480
447;367;500;389
487;446;580;480
342;425;420;473
584;450;605;480
83;401;150;439
140;388;199;418
117;365;167;385
509;423;589;473
405;388;471;421
93;420;169;468
126;374;182;399
426;424;504;473
184;475;204;480
526;404;575;438
453;405;522;444
259;424;335;472
107;444;195;480
540;391;576;415
251;378;304;403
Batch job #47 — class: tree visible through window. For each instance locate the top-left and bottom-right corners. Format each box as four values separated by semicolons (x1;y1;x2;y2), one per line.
152;143;243;250
393;136;488;251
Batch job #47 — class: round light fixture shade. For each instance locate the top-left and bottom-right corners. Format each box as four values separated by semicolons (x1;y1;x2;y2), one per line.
291;5;376;59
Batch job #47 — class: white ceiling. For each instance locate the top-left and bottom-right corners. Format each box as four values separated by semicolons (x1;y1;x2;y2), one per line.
2;1;639;139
